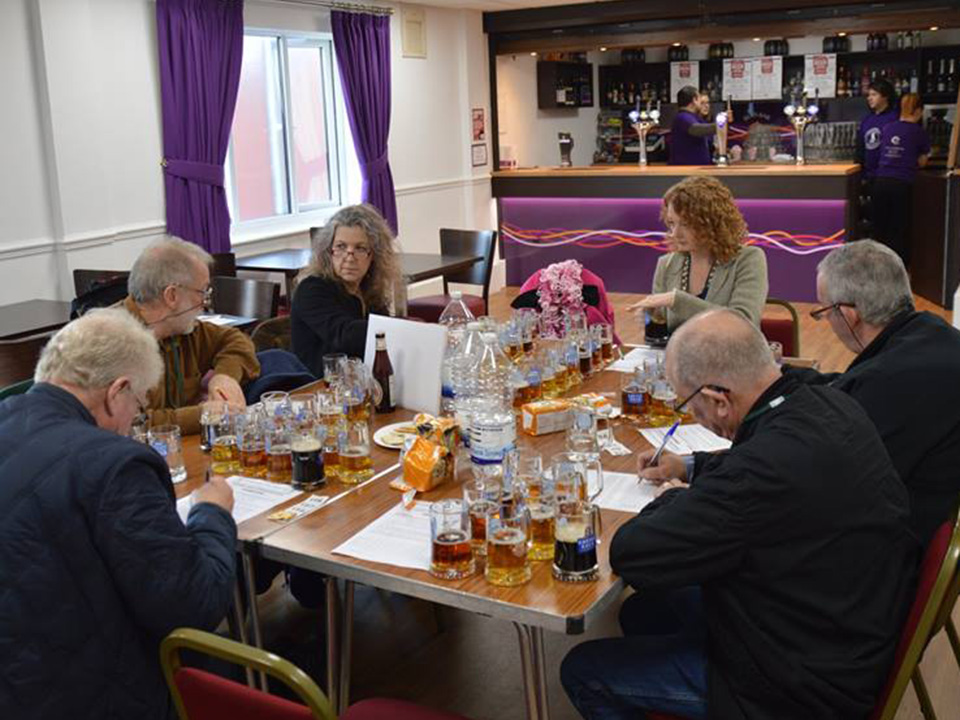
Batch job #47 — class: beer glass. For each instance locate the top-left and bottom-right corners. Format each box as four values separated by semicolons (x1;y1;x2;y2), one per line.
322;353;347;386
148;425;186;483
599;323;615;363
553;501;599;582
291;428;324;491
199;400;226;452
261;391;291;428
590;324;603;369
567;406;600;456
577;333;594;377
515;308;538;352
525;484;556;561
430;499;475;580
315;389;343;479
620;365;648;420
339;420;373;484
238;416;267;479
644;307;670;347
288;393;316;432
485;511;531;586
210;412;241;475
550;451;603;503
266;422;293;483
463;474;500;557
647;379;679;427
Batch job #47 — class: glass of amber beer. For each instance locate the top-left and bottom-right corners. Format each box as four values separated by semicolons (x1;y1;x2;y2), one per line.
430;499;475;580
463;474;501;558
238;415;267;479
339;420;374;484
485;510;531;587
265;422;293;483
550;451;603;503
553;500;599;582
526;488;556;562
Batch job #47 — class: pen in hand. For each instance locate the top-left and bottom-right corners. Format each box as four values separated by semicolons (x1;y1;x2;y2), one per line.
649;420;680;468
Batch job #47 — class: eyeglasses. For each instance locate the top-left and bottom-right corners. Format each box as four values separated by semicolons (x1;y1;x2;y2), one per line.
330;243;372;259
809;302;854;321
123;384;148;417
176;284;214;304
674;383;731;414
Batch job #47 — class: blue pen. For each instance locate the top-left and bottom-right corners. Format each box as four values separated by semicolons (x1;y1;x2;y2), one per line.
649;420;680;467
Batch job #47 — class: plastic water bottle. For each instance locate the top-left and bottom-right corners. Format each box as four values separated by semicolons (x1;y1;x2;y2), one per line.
439;326;464;416
450;321;484;401
474;332;513;406
470;334;517;467
438;290;474;327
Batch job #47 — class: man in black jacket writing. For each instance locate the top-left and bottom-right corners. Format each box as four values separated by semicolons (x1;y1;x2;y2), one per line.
561;309;916;720
804;239;960;546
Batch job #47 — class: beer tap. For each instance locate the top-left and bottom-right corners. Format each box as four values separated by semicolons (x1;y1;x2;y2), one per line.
628;99;661;167
784;88;819;165
715;96;732;166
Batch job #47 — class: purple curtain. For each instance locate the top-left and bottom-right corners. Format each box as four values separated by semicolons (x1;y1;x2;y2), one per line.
331;11;398;234
156;0;243;253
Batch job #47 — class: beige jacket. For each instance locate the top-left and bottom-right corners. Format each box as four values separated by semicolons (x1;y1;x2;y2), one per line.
652;245;768;330
123;296;260;434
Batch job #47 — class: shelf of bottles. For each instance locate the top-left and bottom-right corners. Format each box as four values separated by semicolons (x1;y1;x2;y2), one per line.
536;57;594;109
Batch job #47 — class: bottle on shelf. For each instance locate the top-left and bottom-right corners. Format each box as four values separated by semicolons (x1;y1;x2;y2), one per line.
949;60;958;94
860;65;871;96
938;59;947;93
926;60;937;95
910;68;919;94
373;332;396;414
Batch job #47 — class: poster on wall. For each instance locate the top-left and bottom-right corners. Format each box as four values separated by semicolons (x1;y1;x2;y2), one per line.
472;108;485;142
722;58;752;100
670;61;701;100
804;54;837;98
751;56;783;100
471;143;488;167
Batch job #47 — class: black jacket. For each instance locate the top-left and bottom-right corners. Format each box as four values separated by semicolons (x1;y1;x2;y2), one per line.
789;311;960;546
0;384;237;719
291;276;386;377
611;375;917;720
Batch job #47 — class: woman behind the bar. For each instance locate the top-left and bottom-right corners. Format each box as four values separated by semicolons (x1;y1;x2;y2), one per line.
630;176;768;330
291;204;402;377
871;93;930;268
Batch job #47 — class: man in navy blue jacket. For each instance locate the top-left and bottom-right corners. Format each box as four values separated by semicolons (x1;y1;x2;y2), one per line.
0;309;237;719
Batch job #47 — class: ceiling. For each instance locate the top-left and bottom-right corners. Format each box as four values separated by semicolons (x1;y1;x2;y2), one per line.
412;0;594;11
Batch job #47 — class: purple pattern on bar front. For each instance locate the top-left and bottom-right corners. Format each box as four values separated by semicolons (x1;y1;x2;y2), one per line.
499;197;846;302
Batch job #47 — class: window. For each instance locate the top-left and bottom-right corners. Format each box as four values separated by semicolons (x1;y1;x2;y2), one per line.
226;31;352;227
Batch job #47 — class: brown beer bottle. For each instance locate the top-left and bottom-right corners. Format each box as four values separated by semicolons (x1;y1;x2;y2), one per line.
373;332;396;413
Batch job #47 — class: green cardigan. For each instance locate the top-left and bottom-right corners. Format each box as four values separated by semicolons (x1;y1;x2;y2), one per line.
652;245;769;330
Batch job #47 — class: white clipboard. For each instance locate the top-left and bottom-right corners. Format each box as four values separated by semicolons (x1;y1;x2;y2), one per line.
364;315;446;416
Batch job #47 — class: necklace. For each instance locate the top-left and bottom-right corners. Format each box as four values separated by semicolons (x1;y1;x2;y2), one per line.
680;254;717;299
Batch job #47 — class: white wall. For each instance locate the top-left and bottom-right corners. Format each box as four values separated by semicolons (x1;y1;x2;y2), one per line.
0;0;494;305
496;30;960;169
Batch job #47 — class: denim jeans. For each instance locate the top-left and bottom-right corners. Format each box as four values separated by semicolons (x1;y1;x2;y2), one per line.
560;586;709;720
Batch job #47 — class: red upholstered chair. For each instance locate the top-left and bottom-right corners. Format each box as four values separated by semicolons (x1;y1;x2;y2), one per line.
406;229;497;322
648;514;960;720
759;298;800;358
161;628;472;720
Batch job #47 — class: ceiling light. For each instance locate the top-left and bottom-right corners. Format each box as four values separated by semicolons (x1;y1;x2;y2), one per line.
753;37;761;42
930;26;939;31
530;52;537;56
672;42;681;47
838;32;847;37
600;47;607;52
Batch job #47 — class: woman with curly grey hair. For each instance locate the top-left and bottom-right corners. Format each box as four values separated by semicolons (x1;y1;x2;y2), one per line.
291;204;403;377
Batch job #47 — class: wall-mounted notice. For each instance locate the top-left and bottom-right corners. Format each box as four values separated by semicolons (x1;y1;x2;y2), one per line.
804;53;836;98
722;58;752;100
751;56;783;100
670;61;701;100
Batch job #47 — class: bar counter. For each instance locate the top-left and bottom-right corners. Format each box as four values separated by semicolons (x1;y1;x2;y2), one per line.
492;163;861;302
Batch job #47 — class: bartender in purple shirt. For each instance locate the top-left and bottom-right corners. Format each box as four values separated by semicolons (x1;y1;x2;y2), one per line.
872;93;930;267
669;86;727;165
856;79;899;233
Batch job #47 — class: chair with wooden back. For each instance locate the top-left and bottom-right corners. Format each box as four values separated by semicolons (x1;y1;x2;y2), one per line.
212;252;238;277
760;298;800;358
161;628;473;720
212;276;280;321
73;269;130;297
406;229;497;323
0;332;54;389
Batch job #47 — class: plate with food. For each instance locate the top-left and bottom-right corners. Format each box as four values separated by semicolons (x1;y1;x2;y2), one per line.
373;421;418;449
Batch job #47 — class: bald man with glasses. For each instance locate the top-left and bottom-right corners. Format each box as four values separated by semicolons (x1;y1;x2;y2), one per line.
560;309;915;720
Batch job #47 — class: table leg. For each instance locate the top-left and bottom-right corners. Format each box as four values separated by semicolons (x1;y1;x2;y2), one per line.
338;580;355;714
530;626;551;720
325;578;340;712
241;552;268;691
229;580;256;688
513;622;541;720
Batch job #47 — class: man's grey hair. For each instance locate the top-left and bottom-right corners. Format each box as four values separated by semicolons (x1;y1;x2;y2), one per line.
817;240;914;326
35;308;163;397
668;309;776;391
128;236;212;303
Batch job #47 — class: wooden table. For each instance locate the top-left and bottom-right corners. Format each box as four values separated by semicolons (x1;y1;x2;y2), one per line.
174;366;653;720
236;250;483;296
0;299;73;341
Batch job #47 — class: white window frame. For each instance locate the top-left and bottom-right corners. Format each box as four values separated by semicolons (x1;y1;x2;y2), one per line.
226;29;353;244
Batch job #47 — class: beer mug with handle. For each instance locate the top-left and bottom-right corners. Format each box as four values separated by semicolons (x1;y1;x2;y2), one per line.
549;451;603;503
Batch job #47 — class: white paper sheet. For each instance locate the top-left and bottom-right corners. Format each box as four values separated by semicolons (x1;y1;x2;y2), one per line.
363;315;447;416
333;501;433;571
639;424;732;455
198;314;249;327
594;471;658;514
177;476;301;525
607;346;665;373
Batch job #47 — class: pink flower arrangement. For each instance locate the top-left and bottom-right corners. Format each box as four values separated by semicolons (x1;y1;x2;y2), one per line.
537;259;585;337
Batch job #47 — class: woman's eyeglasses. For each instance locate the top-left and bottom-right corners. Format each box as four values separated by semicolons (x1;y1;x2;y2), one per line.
330;243;372;259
